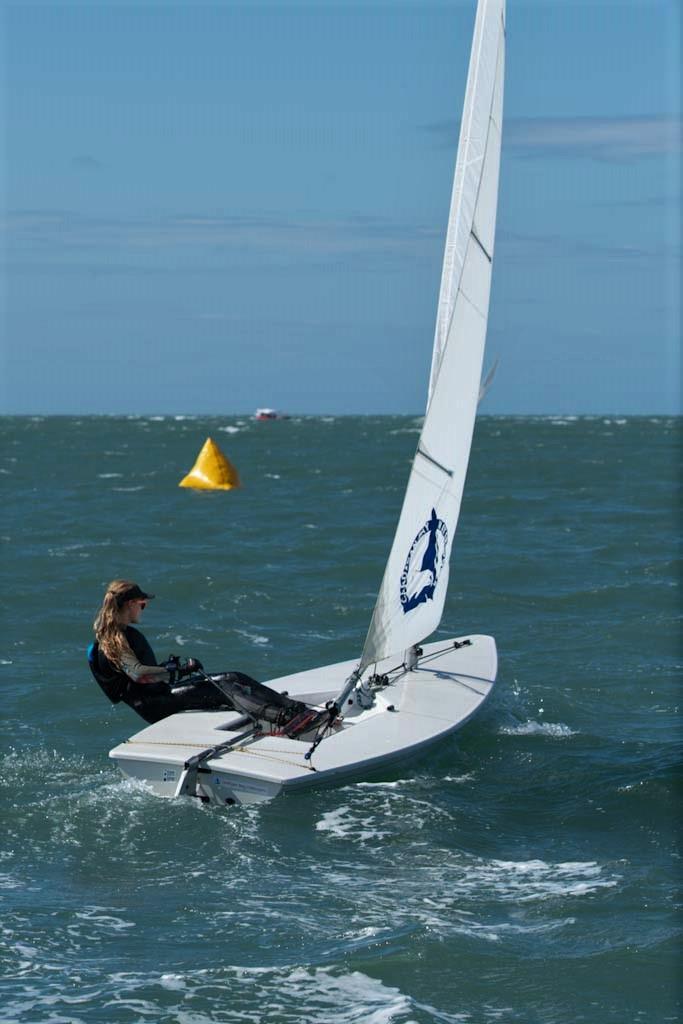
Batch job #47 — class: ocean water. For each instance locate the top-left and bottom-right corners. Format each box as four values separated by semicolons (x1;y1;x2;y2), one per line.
1;414;680;1024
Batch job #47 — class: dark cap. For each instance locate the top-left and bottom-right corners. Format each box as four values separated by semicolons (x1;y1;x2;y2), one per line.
116;584;155;608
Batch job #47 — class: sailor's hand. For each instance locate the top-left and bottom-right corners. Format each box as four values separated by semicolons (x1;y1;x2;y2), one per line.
178;657;204;678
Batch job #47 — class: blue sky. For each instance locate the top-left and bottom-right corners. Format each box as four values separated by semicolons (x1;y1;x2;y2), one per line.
1;0;680;415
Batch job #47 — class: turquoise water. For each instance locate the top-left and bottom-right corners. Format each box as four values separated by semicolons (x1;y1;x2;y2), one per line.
1;414;680;1023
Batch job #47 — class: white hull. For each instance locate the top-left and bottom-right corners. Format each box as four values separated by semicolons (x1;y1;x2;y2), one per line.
110;635;497;806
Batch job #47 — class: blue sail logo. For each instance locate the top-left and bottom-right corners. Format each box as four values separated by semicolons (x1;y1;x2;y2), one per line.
400;509;448;613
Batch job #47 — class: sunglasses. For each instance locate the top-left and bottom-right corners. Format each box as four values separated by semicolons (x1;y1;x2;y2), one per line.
137;601;147;610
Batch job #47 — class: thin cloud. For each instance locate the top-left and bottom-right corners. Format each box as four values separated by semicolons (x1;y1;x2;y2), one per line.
71;155;103;171
506;115;681;162
2;209;440;269
424;115;681;162
498;228;677;265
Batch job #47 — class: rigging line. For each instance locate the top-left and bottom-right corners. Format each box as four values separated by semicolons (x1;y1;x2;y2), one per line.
124;737;317;768
234;747;317;771
415;640;471;661
417;638;471;663
125;739;214;748
376;659;409;678
180;723;262;770
238;746;317;757
410;460;451;490
437;675;488;697
417;662;494;692
413;641;494;675
459;280;489;322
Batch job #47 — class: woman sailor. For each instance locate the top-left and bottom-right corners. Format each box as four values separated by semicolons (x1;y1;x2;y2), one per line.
88;579;231;723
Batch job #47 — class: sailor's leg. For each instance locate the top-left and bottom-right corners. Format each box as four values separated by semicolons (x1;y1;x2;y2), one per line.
123;679;233;723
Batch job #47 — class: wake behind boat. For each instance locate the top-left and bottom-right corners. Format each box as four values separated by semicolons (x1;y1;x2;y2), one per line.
110;0;506;806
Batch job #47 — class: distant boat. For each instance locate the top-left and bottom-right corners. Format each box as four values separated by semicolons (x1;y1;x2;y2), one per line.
254;408;288;421
110;0;505;806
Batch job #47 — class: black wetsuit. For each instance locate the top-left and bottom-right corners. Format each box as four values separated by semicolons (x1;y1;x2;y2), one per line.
88;626;255;725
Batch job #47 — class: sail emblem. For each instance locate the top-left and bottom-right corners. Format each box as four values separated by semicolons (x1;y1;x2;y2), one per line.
400;509;449;613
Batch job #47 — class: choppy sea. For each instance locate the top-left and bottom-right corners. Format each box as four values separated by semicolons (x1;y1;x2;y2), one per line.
1;414;680;1023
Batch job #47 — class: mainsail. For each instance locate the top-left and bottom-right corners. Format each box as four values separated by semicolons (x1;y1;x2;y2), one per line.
360;0;505;671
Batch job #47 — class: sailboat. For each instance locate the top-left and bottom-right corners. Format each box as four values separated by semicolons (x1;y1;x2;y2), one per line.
110;0;506;806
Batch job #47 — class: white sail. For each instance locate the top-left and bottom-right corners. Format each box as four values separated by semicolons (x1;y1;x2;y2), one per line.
361;0;505;672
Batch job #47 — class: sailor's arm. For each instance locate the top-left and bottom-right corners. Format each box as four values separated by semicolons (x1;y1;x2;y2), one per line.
119;648;170;684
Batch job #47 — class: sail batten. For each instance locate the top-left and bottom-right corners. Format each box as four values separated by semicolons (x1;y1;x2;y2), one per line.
417;447;454;478
360;0;505;673
471;229;492;263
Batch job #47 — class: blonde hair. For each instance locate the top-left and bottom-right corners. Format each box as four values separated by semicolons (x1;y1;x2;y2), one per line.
93;579;137;666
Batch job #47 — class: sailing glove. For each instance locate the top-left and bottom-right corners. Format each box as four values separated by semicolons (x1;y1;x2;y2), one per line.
178;657;204;678
161;655;182;685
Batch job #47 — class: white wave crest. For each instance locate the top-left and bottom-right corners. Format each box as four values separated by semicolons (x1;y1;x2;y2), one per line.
476;859;617;902
4;961;443;1024
316;805;391;843
0;872;25;890
73;907;136;933
500;720;577;738
236;629;270;647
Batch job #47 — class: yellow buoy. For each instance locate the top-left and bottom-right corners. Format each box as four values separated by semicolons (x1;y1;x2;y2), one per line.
178;437;241;490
